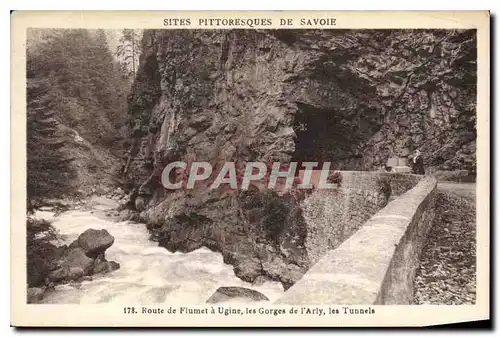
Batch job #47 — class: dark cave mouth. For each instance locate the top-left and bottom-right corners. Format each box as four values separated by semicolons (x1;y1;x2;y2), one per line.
291;102;351;171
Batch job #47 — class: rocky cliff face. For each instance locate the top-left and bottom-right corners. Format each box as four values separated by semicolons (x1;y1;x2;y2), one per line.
123;29;476;288
357;30;477;173
124;30;383;184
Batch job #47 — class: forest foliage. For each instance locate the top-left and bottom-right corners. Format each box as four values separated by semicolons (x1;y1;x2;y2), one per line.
26;29;133;208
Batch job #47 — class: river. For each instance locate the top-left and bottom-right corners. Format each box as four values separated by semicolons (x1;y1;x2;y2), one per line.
34;196;284;304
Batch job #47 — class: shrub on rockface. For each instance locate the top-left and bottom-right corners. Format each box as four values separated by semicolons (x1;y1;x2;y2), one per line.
237;186;308;251
127;40;162;135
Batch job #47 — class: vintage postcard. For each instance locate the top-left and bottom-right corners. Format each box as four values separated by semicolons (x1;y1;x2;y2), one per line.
11;11;490;327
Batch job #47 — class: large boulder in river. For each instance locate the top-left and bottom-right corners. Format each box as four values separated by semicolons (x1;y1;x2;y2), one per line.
206;287;269;304
48;248;95;282
60;247;95;272
30;227;119;288
74;229;115;258
48;267;85;283
48;248;120;283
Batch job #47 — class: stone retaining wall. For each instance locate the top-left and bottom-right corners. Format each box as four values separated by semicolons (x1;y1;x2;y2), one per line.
276;175;437;304
302;171;422;264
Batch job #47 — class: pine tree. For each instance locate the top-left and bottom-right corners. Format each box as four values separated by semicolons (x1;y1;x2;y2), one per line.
26;75;76;211
116;29;142;81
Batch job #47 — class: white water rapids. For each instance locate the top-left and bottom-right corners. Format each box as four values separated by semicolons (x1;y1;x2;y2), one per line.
34;197;284;304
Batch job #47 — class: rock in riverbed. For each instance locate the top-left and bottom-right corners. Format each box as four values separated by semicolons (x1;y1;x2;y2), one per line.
30;228;120;303
93;258;120;274
60;248;94;272
206;287;269;304
74;229;115;258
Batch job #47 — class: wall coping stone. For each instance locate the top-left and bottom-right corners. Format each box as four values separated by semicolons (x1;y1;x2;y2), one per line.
275;176;437;305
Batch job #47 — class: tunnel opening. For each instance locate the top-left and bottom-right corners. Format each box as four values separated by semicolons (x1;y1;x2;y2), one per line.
291;102;362;172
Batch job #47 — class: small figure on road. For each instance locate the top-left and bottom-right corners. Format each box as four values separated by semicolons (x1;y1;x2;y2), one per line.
411;149;425;175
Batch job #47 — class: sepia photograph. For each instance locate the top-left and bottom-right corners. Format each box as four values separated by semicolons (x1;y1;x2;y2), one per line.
10;10;490;327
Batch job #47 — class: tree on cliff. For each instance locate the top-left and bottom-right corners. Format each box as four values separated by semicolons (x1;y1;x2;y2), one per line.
116;29;142;81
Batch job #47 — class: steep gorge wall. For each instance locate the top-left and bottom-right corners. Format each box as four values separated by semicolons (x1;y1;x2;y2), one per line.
358;30;477;173
123;30;386;288
123;29;474;288
124;30;381;190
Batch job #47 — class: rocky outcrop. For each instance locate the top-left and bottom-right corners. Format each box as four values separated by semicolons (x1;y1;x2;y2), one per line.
357;30;476;174
123;30;476;289
361;115;476;174
27;226;120;303
147;187;311;289
48;248;93;282
206;286;269;303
